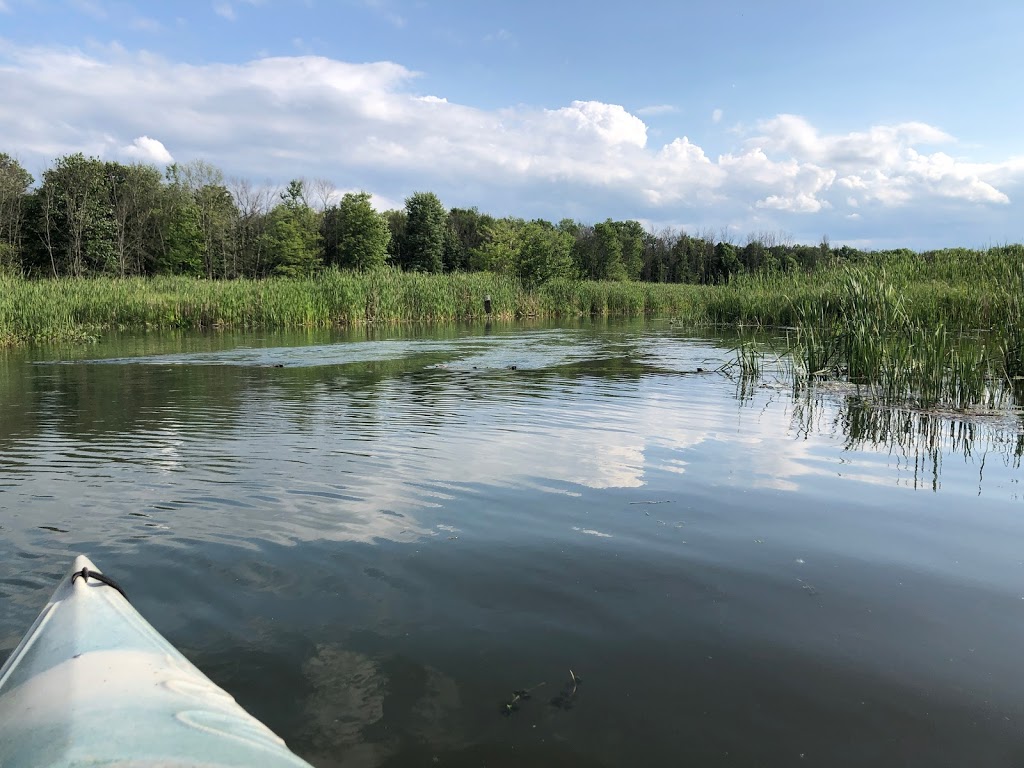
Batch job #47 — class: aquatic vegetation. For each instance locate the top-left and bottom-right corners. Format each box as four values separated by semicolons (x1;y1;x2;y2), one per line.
501;682;546;716
550;669;583;711
725;252;1024;412
500;669;582;715
736;326;1009;412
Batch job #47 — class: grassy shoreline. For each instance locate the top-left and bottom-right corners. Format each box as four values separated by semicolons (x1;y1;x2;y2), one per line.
4;249;1023;346
0;270;714;346
4;252;1024;412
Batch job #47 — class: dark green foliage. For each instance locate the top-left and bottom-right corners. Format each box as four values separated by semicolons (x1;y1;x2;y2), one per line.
229;180;274;278
401;191;447;273
382;209;407;267
263;180;322;277
159;197;204;276
613;219;645;280
165;160;239;279
323;192;390;271
194;183;237;278
516;221;575;285
712;242;740;283
471;216;523;274
593;220;626;281
446;207;492;272
35;154;116;276
0;154;32;275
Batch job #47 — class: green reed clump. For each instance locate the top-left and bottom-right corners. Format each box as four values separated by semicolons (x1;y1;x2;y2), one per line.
726;251;1024;411
731;340;763;379
714;247;1024;335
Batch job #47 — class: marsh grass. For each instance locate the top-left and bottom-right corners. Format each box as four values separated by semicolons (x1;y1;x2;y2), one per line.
0;269;712;346
729;252;1024;411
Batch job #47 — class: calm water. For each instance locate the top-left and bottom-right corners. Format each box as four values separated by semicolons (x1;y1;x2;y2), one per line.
2;321;1024;767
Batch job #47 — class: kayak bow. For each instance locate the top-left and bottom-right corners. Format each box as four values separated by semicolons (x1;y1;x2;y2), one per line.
0;555;314;768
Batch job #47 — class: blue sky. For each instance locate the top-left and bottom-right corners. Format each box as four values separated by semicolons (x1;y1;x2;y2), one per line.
1;0;1022;248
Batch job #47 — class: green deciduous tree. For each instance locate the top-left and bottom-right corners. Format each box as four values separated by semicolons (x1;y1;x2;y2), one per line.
159;195;204;276
263;179;322;277
229;178;274;278
0;153;33;275
593;220;626;281
323;192;390;271
613;220;646;280
36;153;114;276
470;217;523;274
105;162;163;276
713;241;741;283
401;192;446;273
382;209;407;267
516;220;575;285
195;183;237;278
166;160;239;278
446;207;492;272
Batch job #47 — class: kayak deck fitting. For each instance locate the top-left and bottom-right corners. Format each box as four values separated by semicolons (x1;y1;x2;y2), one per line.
0;555;314;768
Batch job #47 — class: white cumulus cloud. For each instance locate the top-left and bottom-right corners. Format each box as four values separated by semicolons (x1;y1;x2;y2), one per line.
121;136;174;165
547;101;649;149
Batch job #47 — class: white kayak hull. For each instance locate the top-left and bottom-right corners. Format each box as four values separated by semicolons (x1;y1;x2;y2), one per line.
0;555;314;768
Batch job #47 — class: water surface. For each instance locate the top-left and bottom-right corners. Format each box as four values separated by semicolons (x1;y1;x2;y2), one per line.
2;320;1023;767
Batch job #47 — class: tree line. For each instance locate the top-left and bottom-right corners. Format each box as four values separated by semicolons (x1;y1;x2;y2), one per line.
1;151;877;284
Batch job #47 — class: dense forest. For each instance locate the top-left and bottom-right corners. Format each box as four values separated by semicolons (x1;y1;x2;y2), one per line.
1;151;896;286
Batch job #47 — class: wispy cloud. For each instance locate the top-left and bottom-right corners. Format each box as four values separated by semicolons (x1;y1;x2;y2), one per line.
483;28;515;45
213;2;236;20
712;108;723;123
0;1;10;14
70;0;106;18
359;0;405;28
0;44;1018;247
131;16;162;32
291;37;326;54
636;104;678;117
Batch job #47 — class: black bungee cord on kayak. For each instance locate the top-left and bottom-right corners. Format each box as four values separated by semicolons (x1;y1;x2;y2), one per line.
71;567;129;602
